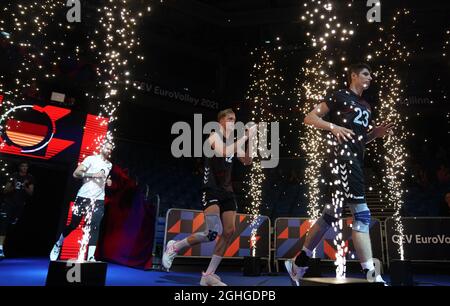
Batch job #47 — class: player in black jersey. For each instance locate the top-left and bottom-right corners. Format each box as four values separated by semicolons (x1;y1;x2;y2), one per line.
285;63;394;285
163;108;256;286
0;162;34;259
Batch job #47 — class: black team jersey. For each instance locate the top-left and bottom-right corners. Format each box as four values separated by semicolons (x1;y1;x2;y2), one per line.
325;89;373;162
3;172;34;206
202;135;234;194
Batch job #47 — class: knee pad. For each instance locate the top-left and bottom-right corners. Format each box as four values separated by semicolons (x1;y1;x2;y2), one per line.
317;204;342;227
349;203;371;233
193;213;223;242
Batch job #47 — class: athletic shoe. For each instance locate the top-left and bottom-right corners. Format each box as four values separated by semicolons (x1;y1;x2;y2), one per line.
0;249;5;260
285;259;309;286
88;256;97;262
200;272;227;286
363;269;388;286
49;243;62;261
162;240;178;270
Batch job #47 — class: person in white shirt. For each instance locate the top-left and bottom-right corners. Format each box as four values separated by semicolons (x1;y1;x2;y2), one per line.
49;142;113;262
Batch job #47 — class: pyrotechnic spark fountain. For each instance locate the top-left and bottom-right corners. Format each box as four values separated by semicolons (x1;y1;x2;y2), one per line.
297;0;355;277
75;2;146;260
365;10;411;260
245;49;283;256
0;1;63;197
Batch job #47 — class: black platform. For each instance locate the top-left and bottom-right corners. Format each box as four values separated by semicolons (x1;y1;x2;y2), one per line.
46;260;107;287
301;277;385;287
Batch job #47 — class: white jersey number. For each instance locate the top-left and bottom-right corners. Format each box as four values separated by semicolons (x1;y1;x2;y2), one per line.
353;107;369;127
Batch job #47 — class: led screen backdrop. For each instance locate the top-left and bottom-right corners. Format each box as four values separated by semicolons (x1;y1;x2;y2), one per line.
1;98;109;260
0;100;108;163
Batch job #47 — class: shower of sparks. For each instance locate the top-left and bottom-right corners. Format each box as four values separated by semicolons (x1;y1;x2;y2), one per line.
245;48;283;256
86;0;146;154
0;1;62;192
76;198;95;262
365;10;411;261
297;0;354;276
77;0;146;260
0;1;146;261
0;1;61;107
443;29;449;58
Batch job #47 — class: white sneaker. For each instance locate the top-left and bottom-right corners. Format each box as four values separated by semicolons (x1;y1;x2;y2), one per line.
0;249;5;260
364;269;388;286
285;259;308;286
49;243;62;261
88;257;97;262
162;240;178;270
375;275;388;286
200;272;227;286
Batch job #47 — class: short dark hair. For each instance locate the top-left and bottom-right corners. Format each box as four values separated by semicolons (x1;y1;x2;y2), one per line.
18;161;29;167
217;108;235;121
347;63;372;85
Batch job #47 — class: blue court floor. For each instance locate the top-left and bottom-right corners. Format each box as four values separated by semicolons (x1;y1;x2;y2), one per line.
0;258;449;286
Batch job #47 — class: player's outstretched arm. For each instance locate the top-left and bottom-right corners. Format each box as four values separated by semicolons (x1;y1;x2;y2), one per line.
304;102;355;144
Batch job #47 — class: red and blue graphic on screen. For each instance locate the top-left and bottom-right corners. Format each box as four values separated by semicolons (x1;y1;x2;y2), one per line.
165;209;270;258
0;97;108;163
274;218;383;261
0;104;75;159
0;96;110;260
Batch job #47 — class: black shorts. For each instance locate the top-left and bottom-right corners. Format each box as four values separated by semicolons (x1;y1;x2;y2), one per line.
201;189;237;213
0;199;26;224
73;196;104;215
331;159;366;205
0;199;26;233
